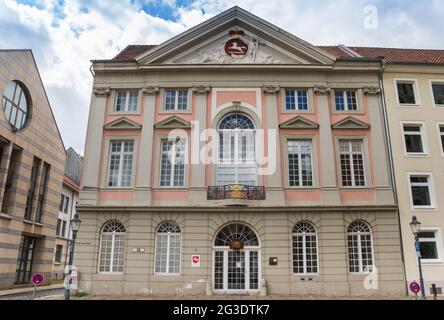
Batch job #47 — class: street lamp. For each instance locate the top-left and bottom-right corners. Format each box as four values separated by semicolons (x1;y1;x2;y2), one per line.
410;216;426;299
64;213;81;300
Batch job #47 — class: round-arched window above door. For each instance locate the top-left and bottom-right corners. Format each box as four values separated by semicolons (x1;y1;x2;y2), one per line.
214;223;259;247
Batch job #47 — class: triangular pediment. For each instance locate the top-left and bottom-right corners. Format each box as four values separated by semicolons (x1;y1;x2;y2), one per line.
135;7;335;65
104;117;142;130
154;116;191;129
331;117;370;130
279;116;319;129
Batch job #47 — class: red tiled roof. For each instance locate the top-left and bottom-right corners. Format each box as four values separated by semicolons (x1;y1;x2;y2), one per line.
111;45;156;62
105;44;444;65
318;46;444;64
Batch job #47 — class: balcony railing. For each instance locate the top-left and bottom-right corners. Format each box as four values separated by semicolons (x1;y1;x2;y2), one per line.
207;184;266;200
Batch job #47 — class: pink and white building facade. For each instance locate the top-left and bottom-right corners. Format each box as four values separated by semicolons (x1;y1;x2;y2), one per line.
75;7;405;296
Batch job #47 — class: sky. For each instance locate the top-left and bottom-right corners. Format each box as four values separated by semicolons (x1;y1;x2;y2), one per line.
0;0;443;154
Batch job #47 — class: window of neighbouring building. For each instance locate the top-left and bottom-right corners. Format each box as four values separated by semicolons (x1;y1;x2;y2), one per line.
409;174;435;208
107;140;134;187
347;221;374;273
25;156;41;220
418;231;442;261
64;195;70;214
115;90;138;112
335;90;358;111
159;139;186;187
432;82;444;106
439;125;444;153
403;124;427;154
59;194;65;212
164;89;188;111
98;221;126;273
154;221;181;275
35;162;50;223
2;80;31;131
339;140;366;187
287;140;313;187
285;89;308;111
56;219;62;236
396;80;417;105
292;222;318;275
55;245;63;263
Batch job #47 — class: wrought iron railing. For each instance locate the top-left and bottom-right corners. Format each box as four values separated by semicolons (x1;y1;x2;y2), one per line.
207;184;266;200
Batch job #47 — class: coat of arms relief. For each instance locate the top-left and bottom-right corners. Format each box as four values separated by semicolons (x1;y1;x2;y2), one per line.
174;29;293;64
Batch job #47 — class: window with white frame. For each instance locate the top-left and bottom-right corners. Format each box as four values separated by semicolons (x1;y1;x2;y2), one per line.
54;245;63;264
292;222;318;274
418;230;442;261
439;125;444;153
159;139;186;187
285;89;308;111
107;140;134;187
403;124;427;154
432;82;444;106
347;221;374;273
115;91;138;112
287;140;313;187
339;140;366;187
164;89;188;111
396;80;417;105
335;90;358;111
98;222;126;273
217;113;256;185
154;221;181;274
409;174;435;208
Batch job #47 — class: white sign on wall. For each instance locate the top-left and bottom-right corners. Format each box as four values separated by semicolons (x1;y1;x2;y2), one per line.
191;255;200;268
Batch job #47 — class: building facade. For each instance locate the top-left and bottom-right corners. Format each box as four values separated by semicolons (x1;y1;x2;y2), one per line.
0;50;66;289
75;7;405;296
320;46;444;297
53;147;83;279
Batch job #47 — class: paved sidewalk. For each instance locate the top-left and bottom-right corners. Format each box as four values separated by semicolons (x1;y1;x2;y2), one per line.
0;283;64;297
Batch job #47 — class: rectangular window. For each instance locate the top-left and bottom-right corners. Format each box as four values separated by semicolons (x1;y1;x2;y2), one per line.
1;147;22;215
55;245;63;263
397;81;417;105
285;89;308;111
339;140;366;187
25;157;41;220
418;231;441;261
403;124;426;154
107;140;134;187
409;175;434;208
440;125;444;153
335;90;358;111
164;89;188;111
61;221;67;238
432;83;444;106
160;139;186;187
59;194;65;212
287;140;313;187
35;162;50;223
64;196;70;214
115;91;138;112
56;219;62;237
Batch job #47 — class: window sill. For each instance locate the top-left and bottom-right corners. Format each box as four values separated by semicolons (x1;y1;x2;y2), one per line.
339;186;372;190
54;262;62;265
397;104;422;108
421;260;443;265
0;213;12;220
34;222;43;227
159;110;192;114
108;111;141;116
285;186;319;190
411;206;437;211
404;153;430;158
23;219;34;225
282;109;314;114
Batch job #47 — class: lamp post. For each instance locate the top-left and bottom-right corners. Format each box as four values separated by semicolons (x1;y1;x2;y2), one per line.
64;213;81;300
410;216;426;299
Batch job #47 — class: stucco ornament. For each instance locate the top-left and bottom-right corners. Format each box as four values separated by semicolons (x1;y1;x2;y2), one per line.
313;85;331;95
142;86;160;96
363;86;381;95
177;30;289;64
192;85;211;95
262;85;281;95
93;87;111;96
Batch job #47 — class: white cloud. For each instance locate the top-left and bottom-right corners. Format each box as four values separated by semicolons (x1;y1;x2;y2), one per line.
0;0;442;154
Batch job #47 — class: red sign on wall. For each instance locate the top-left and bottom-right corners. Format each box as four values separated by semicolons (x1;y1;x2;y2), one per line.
224;38;249;57
191;255;200;267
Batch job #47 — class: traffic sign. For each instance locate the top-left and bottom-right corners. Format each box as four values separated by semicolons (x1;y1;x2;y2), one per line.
31;273;44;286
409;281;421;294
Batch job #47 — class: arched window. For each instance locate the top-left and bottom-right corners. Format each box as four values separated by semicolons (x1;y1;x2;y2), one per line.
347;221;374;273
2;80;31;131
217;113;256;185
155;221;181;274
214;223;259;247
292;222;318;274
99;221;126;273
